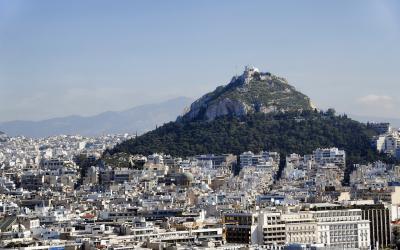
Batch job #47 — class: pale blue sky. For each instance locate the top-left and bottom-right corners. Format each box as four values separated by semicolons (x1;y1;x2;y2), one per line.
0;0;399;122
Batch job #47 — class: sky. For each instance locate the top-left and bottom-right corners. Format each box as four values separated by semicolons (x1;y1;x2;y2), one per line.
0;0;399;122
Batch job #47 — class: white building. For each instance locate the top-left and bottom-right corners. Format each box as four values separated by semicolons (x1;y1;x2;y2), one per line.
374;135;386;153
229;208;371;249
147;153;164;165
311;209;370;249
240;151;277;168
313;148;346;168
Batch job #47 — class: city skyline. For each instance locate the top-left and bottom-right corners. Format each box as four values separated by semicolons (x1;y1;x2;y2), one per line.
1;2;400;249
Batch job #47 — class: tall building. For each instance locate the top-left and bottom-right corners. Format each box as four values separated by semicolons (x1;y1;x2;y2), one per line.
223;212;258;244
310;208;370;250
258;211;317;245
354;204;392;249
224;208;371;249
258;212;287;245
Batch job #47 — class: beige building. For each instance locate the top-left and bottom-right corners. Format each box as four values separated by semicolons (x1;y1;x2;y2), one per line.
311;209;370;249
225;207;371;249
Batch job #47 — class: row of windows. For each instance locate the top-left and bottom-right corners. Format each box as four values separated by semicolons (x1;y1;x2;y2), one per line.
318;217;361;222
288;236;315;242
331;243;358;248
264;226;285;231
315;211;361;217
287;225;315;230
265;233;285;236
330;230;358;236
267;216;281;221
264;237;285;242
329;224;358;230
288;232;315;236
330;236;358;243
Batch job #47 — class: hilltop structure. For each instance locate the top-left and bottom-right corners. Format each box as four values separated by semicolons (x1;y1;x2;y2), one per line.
179;66;315;122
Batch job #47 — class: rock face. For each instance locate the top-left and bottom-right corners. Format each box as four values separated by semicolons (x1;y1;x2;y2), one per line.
179;66;315;122
185;97;250;121
204;98;250;121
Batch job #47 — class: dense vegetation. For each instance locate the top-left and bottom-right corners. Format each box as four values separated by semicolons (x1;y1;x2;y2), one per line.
109;110;396;183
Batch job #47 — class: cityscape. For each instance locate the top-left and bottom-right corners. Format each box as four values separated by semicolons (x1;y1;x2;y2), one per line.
1;1;400;250
1;67;400;250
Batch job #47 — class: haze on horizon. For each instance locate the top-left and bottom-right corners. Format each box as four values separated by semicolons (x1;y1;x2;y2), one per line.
0;0;399;123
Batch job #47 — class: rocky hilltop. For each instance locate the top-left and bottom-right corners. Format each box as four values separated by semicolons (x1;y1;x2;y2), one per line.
179;66;315;121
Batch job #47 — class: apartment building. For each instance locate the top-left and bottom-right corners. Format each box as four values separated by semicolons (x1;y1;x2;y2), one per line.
313;148;346;168
258;212;286;245
240;151;279;168
223;212;258;244
355;204;392;249
282;212;317;244
311;209;370;249
225;208;371;249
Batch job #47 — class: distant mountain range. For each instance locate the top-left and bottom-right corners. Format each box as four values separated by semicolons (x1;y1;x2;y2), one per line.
0;97;193;137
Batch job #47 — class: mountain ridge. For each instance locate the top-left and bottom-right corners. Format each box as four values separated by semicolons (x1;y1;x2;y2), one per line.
0;97;193;137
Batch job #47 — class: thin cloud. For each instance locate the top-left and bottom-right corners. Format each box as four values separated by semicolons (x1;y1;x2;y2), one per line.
357;94;395;110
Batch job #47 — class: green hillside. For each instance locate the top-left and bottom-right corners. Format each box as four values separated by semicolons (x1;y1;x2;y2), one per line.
110;110;395;182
